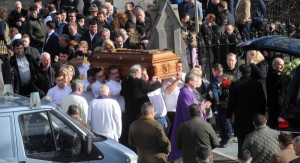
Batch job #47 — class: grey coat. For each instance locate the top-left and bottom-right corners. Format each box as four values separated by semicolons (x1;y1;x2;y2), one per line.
242;125;280;163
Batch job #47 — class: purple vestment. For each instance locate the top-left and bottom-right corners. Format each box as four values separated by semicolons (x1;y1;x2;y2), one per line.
168;85;206;162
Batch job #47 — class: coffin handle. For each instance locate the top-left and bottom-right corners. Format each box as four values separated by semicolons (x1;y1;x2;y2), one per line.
162;64;169;74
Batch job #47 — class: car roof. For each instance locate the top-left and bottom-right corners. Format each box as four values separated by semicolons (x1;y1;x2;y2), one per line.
0;94;55;112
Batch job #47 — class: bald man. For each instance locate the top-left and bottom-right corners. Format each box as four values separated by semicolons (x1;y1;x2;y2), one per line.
266;58;285;129
87;84;122;142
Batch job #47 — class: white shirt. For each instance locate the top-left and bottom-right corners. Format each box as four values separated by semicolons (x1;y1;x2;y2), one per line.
147;88;167;118
44;11;56;25
61;93;89;122
92;80;104;98
162;73;186;112
46;85;72;106
106;80;125;113
88;98;122;141
78;63;90;77
82;78;95;104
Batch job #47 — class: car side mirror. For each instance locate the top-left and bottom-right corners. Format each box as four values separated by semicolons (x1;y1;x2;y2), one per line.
84;135;92;156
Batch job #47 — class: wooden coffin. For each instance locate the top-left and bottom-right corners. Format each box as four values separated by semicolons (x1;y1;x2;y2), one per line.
89;49;180;79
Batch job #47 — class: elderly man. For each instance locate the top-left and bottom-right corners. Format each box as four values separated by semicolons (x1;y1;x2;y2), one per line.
115;34;125;49
135;8;150;33
129;102;171;163
270;132;298;163
117;28;130;48
61;80;89;122
121;64;162;127
10;40;38;96
169;72;211;162
267;57;285;129
176;104;219;163
88;84;122;141
7;1;27;30
34;52;55;97
290;136;300;163
242;114;280;163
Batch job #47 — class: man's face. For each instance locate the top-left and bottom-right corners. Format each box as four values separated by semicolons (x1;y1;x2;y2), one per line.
55;14;61;24
294;141;300;156
41;54;51;68
273;59;284;73
189;0;195;4
9;31;14;39
97;14;106;23
101;31;110;41
125;3;132;11
96;71;106;83
227;56;237;70
22;38;30;47
56;76;65;88
75;55;84;67
109;69;120;82
90;11;98;17
141;70;149;82
15;4;22;13
137;11;145;23
61;12;67;21
190;77;200;89
225;25;234;35
107;7;113;15
59;53;68;64
68;25;77;35
68;13;76;22
87;75;96;83
178;63;183;72
14;45;24;58
31;10;38;19
89;24;98;34
115;37;123;48
218;7;224;13
135;70;142;79
181;15;189;26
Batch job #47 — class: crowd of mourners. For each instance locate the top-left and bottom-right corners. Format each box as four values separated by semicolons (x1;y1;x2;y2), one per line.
0;0;299;163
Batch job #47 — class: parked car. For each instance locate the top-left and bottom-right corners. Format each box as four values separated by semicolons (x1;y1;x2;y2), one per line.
0;93;137;163
238;35;300;135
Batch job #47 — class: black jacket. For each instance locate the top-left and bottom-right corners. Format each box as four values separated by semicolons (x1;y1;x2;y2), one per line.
24;46;41;65
26;16;46;47
7;9;28;30
120;76;162;125
227;76;266;137
33;64;56;97
44;32;60;62
80;31;102;52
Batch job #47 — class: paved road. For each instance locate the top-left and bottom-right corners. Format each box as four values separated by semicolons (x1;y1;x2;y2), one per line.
213;138;238;162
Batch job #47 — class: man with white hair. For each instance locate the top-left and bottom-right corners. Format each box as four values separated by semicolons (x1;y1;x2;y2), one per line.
103;2;114;23
7;1;27;30
100;28;111;46
88;84;122;142
290;136;300;163
34;52;55;97
266;57;285;129
117;28;130;48
61;79;89;122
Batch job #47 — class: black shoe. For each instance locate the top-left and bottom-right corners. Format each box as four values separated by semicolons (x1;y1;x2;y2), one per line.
219;140;232;148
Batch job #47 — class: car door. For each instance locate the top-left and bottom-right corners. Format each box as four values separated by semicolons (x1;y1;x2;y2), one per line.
280;66;300;134
15;109;94;163
0;113;18;163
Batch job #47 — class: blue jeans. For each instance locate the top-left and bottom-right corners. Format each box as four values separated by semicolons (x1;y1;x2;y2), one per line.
215;110;232;143
155;116;168;134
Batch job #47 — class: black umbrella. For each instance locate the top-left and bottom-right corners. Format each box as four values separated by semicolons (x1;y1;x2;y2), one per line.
237;35;300;56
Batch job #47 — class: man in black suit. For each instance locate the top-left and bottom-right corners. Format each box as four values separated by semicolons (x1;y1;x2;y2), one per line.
10;40;38;96
117;28;130;49
227;64;266;155
81;20;101;52
44;21;60;63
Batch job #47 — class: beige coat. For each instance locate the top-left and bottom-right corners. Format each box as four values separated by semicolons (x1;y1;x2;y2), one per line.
270;146;298;163
235;0;252;24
